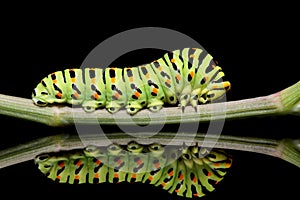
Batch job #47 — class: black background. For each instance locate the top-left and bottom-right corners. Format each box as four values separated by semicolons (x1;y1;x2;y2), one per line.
1;4;299;200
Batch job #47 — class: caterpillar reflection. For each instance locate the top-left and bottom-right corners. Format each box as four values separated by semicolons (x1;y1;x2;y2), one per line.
32;47;231;115
35;141;232;198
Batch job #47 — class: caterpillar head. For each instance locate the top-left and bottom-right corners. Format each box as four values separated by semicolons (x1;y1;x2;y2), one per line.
32;77;66;106
32;83;51;106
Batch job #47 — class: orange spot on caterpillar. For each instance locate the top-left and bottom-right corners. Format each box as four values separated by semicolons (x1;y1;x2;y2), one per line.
136;159;143;166
168;170;174;177
114;93;120;99
134;91;141;98
131;174;137;179
114;173;119;178
76;160;82;167
58;162;65;168
94;93;99;99
73;92;80;99
129;77;134;82
148;176;153;181
75;175;80;180
154;162;160;169
193;176;197;183
145;73;150;79
214;163;221;167
225;161;232;168
207;172;212;177
171;58;176;63
91;78;96;84
152;88;158;95
189;71;195;78
176;74;181;81
56;175;61;179
157;66;162;71
95;159;101;165
116;159;122;165
165;79;171;85
223;82;230;88
56;92;62;98
94;173;99;178
111;78;116;83
71;78;76;83
179;173;184;180
193;193;199;197
161;182;166;187
189;54;195;58
52;79;57;83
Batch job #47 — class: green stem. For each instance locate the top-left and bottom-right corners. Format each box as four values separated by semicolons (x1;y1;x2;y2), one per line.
0;81;299;127
1;133;300;169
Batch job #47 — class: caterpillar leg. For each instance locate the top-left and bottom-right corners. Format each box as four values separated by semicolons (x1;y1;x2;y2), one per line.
106;101;123;113
178;94;191;112
82;100;105;112
190;88;202;111
147;99;164;112
126;101;143;115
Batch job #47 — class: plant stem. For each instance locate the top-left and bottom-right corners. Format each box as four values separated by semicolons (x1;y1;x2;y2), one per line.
0;81;299;127
1;133;299;169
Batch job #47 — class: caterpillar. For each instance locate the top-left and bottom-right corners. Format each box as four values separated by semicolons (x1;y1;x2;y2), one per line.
35;141;232;198
32;47;231;115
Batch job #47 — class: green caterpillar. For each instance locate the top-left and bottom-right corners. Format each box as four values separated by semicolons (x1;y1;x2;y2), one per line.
32;47;231;115
35;141;232;198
